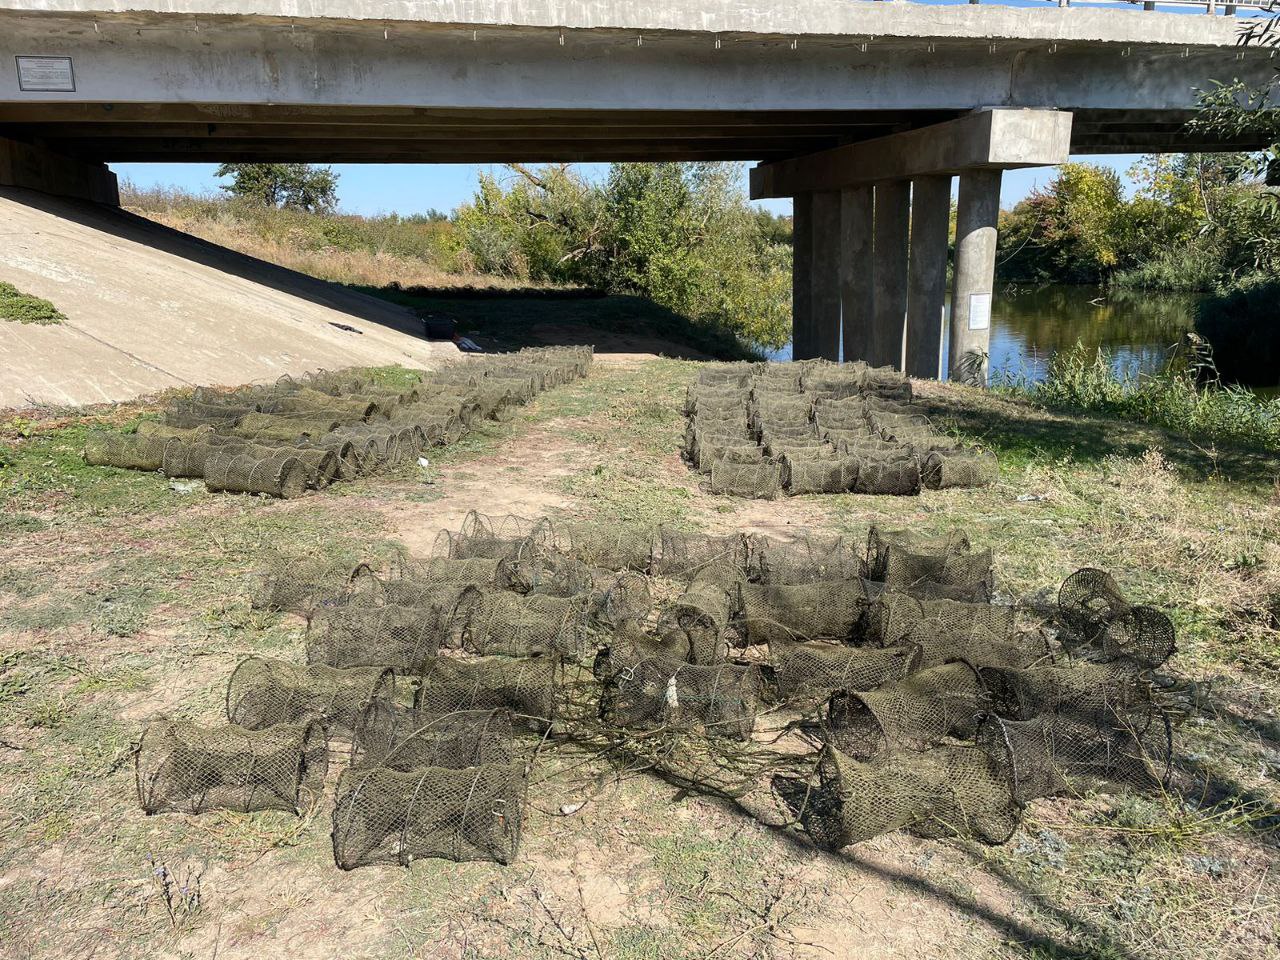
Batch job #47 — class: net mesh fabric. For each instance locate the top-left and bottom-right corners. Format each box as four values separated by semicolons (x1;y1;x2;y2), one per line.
656;578;735;665
770;640;920;704
135;719;327;815
651;529;748;582
331;762;527;868
825;661;990;759
977;706;1172;803
305;603;446;674
249;554;364;614
142;516;1187;866
680;362;997;498
595;643;760;741
782;455;858;495
350;705;517;772
708;459;783;499
453;587;589;660
588;570;654;631
851;454;922;496
225;657;396;736
414;655;560;730
204;452;313;498
558;522;655;572
748;534;861;584
868;594;1043;669
921;447;1000;489
496;543;593;598
84;350;593;498
738;581;870;645
1057;568;1176;669
84;432;176;471
775;742;1020;849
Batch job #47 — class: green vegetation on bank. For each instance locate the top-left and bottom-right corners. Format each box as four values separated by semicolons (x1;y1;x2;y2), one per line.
0;282;65;325
1000;340;1280;451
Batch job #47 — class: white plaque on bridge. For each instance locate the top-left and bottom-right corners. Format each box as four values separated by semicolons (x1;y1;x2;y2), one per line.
968;293;992;331
16;56;76;92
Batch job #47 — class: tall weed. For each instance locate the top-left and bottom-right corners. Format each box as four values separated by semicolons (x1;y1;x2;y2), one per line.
1001;340;1280;450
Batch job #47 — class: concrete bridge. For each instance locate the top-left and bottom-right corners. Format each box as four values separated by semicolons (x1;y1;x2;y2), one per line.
1;0;1274;380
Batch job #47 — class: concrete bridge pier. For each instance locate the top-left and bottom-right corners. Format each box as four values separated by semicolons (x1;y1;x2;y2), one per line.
871;180;911;369
950;169;1003;384
810;191;843;361
839;186;875;366
753;108;1071;380
905;175;953;380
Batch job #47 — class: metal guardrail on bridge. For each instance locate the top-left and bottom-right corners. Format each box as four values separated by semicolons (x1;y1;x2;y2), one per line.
879;0;1276;17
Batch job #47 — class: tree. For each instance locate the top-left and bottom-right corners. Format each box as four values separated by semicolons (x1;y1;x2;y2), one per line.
453;162;792;350
998;163;1128;283
214;163;339;211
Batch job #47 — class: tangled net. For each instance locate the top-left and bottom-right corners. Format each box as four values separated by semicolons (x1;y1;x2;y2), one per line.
136;515;1185;868
85;347;592;498
683;360;997;498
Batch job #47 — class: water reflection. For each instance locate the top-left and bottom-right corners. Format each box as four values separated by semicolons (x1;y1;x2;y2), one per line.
984;284;1196;384
767;284;1198;384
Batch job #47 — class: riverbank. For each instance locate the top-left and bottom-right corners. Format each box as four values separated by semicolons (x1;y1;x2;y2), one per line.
2;356;1278;960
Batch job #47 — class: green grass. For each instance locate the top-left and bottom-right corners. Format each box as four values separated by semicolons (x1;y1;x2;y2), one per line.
996;342;1280;454
2;357;1279;960
0;281;65;325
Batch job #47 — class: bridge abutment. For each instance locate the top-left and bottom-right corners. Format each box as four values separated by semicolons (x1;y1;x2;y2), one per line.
0;137;118;205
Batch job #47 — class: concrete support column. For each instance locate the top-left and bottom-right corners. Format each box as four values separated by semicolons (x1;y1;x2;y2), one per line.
870;180;910;369
904;174;952;380
809;191;842;361
791;193;813;360
839;185;874;364
949;168;1002;384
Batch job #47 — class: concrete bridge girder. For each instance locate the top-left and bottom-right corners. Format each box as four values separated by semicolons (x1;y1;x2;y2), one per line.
0;2;1274;162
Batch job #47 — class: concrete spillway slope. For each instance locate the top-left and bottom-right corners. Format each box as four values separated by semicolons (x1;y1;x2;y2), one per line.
0;187;460;410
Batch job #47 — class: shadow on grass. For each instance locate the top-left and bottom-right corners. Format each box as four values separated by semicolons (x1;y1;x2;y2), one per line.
914;390;1280;487
356;283;759;362
721;795;1147;960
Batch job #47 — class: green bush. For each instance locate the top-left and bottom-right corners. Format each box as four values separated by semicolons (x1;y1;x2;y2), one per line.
1108;243;1225;293
454;163;792;351
0;282;65;325
1194;278;1280;387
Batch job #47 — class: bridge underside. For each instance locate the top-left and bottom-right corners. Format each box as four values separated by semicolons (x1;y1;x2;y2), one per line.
1;1;1274;383
0;105;1262;163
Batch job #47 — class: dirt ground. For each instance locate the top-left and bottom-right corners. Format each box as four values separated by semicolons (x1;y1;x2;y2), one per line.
2;354;1278;960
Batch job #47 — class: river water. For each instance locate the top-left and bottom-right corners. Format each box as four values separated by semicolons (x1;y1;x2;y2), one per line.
767;284;1199;384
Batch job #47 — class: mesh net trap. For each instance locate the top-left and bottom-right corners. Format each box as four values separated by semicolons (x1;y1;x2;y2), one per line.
135;514;1187;868
85;347;592;498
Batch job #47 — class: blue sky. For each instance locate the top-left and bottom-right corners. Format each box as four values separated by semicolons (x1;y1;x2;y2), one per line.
114;155;1145;218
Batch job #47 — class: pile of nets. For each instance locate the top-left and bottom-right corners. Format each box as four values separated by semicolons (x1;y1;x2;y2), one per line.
682;359;996;498
85;347;592;498
136;514;1184;867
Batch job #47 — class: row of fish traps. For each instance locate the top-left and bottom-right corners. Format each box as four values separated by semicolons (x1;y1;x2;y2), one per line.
84;346;593;498
133;514;1184;867
684;359;998;498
